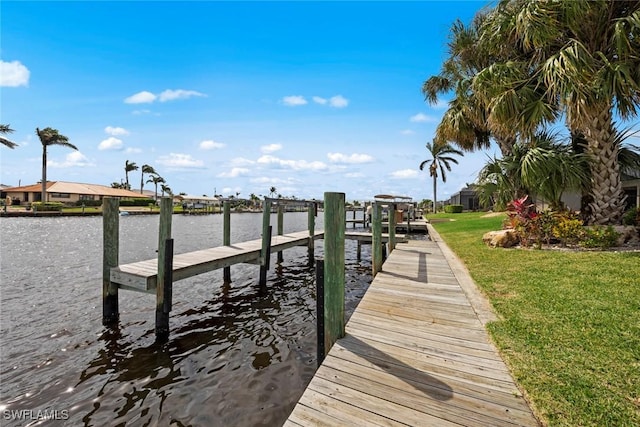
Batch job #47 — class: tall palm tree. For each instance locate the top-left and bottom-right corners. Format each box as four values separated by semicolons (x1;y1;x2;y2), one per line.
269;186;277;198
473;0;640;224
140;164;156;194
419;141;463;213
0;124;18;149
124;160;138;190
147;174;165;200
36;127;77;202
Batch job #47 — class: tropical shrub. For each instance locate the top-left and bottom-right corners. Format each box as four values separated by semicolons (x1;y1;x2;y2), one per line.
444;204;464;213
581;226;621;249
552;214;584;246
622;207;640;227
119;198;155;207
75;200;102;207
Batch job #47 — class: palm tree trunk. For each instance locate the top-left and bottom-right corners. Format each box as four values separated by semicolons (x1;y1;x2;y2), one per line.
41;145;47;202
582;107;625;225
140;172;144;194
433;175;437;214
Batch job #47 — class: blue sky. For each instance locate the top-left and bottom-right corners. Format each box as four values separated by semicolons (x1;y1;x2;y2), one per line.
1;1;496;202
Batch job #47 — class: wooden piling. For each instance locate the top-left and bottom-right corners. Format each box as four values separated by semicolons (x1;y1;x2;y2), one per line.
322;192;345;356
389;202;396;253
277;203;284;263
156;197;173;339
372;202;382;276
223;201;231;283
356;240;362;261
102;197;119;325
308;202;315;265
316;259;325;366
259;199;272;287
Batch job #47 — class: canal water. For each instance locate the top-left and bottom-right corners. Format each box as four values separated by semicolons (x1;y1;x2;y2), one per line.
0;212;374;426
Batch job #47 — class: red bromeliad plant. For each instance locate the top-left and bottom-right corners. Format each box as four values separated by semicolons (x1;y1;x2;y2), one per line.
504;196;540;247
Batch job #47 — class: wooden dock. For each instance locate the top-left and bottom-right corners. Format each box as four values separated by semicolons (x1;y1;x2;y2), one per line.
285;239;539;427
110;230;405;292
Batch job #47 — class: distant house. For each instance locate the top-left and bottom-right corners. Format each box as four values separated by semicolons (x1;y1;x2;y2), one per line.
448;186;480;211
1;181;149;205
175;194;220;209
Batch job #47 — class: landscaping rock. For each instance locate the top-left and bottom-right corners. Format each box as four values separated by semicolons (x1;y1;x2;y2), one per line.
613;226;640;246
482;229;519;248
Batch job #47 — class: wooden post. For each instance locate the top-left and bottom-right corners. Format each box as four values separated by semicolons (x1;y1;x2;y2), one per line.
259;199;272;287
102;197;119;325
389;202;396;253
316;259;325;366
156;238;173;342
308;202;315;265
372;202;382;276
223;201;231;283
323;192;345;355
277;203;284;263
351;208;356;228
156;197;173;340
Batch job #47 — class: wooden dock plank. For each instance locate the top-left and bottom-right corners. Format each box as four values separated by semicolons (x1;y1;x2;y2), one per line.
286;239;539;426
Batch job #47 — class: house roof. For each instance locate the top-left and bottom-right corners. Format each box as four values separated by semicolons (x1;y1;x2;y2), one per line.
3;181;148;198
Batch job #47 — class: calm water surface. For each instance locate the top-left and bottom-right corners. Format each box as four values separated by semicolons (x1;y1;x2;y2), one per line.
0;212;374;426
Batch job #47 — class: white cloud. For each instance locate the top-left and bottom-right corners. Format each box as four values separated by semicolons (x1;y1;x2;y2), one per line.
217;167;250;178
400;129;415;135
329;95;349;108
48;151;93;168
132;109;152;115
0;60;30;87
104;126;129;136
327;152;374;164
125;147;142;154
282;95;307;106
312;96;327;105
261;143;283;153
390;169;419;179
345;172;364;178
257;155;327;171
98;137;123;151
410;113;437;123
159;89;206;102
199;140;225;150
125;91;157;104
157;153;205;168
230;157;255;166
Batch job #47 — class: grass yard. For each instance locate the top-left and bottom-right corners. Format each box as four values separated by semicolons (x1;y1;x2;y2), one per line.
428;212;640;427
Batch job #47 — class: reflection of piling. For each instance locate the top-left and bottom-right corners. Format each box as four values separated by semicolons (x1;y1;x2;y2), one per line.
389;202;396;253
319;192;345;360
223;201;231;283
102;197;119;324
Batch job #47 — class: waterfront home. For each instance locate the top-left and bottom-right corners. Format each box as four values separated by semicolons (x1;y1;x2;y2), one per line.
1;181;148;205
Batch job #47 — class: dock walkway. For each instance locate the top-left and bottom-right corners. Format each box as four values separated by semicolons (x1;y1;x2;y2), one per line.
285;237;539;426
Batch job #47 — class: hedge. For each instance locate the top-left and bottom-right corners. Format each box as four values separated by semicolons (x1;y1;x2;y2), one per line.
31;202;64;212
444;204;464;213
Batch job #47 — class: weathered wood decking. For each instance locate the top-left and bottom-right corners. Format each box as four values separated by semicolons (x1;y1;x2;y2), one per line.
111;230;407;292
285;239;539;427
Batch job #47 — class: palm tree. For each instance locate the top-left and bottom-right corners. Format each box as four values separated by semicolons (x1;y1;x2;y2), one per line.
472;0;640;224
419;141;463;213
36;127;77;202
0;124;17;149
124;160;138;190
140;164;157;194
160;183;172;197
269;186;277;198
147;174;165;200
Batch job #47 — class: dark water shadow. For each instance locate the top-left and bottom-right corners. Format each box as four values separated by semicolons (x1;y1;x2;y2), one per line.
379;251;428;282
338;335;453;401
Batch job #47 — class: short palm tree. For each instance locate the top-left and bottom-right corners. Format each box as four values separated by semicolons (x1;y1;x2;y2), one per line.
147;174;165;200
124;160;138;190
419;141;463;213
36;127;77;202
140;164;156;194
0;124;18;149
269;186;277;198
160;183;172;197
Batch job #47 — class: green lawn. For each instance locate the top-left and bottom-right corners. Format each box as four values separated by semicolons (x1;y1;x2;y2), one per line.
428;212;640;427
